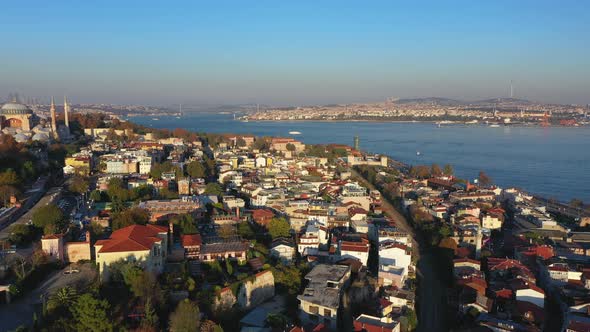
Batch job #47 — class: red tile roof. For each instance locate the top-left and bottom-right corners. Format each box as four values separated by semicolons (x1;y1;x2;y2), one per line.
181;234;202;247
95;224;167;253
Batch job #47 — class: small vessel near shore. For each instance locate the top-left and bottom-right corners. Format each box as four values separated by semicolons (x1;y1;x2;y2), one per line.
152;118;159;121
416;151;421;156
289;131;302;135
489;124;500;128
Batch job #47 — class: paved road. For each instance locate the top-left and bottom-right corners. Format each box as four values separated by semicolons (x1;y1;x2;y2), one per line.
0;263;96;331
0;187;62;241
533;196;589;219
351;168;447;331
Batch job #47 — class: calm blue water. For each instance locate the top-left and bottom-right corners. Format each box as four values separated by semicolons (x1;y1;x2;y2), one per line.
129;114;590;203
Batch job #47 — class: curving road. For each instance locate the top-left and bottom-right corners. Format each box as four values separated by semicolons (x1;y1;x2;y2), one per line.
351;168;447;331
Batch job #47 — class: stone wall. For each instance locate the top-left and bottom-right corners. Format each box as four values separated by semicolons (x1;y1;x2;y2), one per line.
238;270;275;308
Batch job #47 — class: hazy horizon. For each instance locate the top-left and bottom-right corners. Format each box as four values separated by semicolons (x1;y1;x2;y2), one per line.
1;1;589;106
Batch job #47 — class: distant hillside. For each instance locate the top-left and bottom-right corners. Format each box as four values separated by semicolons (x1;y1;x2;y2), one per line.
470;97;532;105
396;97;463;106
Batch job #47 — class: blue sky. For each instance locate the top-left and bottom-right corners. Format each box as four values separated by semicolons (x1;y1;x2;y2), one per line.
1;1;589;106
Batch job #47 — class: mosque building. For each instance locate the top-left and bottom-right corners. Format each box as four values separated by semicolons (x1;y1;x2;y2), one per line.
1;96;71;143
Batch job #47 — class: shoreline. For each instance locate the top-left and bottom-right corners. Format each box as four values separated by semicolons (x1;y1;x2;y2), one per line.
240;118;588;127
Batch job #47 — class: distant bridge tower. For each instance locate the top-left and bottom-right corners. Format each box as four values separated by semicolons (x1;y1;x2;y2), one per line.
353;135;359;151
510;80;514;98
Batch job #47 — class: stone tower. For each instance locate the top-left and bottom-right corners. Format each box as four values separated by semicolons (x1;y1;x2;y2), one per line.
50;96;58;139
64;96;70;129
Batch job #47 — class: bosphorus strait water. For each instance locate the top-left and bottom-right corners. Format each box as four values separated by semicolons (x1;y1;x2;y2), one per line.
129;113;590;203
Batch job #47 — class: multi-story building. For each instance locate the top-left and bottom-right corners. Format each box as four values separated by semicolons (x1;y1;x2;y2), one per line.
94;224;168;280
298;264;351;330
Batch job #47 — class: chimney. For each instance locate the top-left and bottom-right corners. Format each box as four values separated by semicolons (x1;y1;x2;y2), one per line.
235;206;240;220
85;231;91;243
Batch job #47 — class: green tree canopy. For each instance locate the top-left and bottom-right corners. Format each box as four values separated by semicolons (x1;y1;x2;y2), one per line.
169;300;201;332
47;286;78;315
69;175;89;195
267;217;290;239
237;220;255;239
112;207;149;230
71;293;113;332
236;137;247;147
107;178;129;202
443;164;454;176
32;204;67;235
204;183;223;196
186;160;206;178
172;214;197;235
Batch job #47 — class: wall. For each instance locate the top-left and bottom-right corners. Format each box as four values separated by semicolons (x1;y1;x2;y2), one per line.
237;271;275;308
65;242;91;263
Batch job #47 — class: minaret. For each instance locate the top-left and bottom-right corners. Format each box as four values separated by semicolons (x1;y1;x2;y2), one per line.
50;96;58;139
64;96;70;129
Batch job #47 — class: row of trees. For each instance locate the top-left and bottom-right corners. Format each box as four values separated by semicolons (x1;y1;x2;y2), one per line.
408;163;454;179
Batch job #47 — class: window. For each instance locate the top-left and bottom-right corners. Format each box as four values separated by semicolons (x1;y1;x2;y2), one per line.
309;305;319;314
323;308;332;317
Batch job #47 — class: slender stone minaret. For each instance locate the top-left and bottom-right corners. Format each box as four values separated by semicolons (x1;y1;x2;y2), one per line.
50;96;58;139
63;96;70;129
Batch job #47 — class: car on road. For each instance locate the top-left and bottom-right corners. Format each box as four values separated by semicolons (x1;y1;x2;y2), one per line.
63;268;80;275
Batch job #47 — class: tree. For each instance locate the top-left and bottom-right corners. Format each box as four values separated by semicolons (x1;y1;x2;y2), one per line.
173;214;197;235
218;224;236;239
69;175;89;195
439;237;458;251
570;198;584;209
286;143;296;152
71;293;113;332
409;165;430;179
236;138;247;148
0;169;21;206
204;183;223;196
252;138;270;151
141;299;159;330
89;221;104;239
0;184;19;207
187;160;206;179
225;259;233;276
169;300;201;332
107;177;129;202
431;163;442;177
112;207;149;230
8;224;35;246
32;204;66;235
89;190;103;202
47;286;78;314
443;164;454;176
237;221;254;239
267;218;290;239
478;171;492;187
121;266;163;304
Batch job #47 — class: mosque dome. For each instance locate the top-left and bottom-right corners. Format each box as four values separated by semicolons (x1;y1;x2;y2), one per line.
14;133;29;143
1;102;33;115
32;132;49;142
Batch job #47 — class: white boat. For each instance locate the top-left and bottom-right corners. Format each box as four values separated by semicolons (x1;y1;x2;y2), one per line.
489;124;500;128
152;118;159;121
289;131;302;135
416;151;421;156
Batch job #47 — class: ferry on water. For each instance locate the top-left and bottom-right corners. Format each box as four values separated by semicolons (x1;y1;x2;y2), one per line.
289;131;302;135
